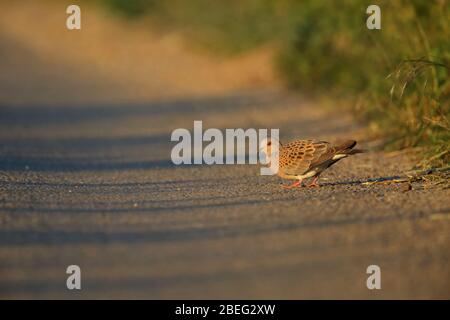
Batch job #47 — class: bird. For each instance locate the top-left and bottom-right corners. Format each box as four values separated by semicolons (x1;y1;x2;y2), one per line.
259;137;364;188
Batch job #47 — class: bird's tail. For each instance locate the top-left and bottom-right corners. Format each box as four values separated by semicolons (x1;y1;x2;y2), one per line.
348;148;366;155
334;140;366;155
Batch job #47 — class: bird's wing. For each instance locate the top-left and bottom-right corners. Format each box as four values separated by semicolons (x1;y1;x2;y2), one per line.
280;140;330;176
309;139;357;168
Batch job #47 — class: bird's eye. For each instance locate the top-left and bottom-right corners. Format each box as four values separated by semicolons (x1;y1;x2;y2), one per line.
267;141;272;146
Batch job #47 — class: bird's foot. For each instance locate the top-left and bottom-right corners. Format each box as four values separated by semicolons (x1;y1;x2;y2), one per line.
281;180;303;189
307;177;320;188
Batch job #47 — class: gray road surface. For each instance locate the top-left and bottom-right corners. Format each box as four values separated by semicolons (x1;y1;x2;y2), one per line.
0;19;449;299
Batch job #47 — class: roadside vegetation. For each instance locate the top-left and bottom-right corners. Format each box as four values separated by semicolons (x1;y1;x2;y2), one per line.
99;0;449;168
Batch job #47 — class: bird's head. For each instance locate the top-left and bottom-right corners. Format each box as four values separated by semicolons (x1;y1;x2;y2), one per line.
259;137;281;158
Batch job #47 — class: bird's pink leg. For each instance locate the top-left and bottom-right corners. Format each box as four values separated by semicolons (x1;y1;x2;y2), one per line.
281;179;303;189
307;176;320;188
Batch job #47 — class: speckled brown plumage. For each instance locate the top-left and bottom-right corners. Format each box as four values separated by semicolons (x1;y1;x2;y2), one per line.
262;138;363;188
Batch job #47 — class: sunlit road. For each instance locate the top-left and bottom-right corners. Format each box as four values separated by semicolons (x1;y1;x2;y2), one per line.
0;3;449;299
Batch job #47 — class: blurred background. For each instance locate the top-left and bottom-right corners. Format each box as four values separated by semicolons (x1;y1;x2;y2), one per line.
95;0;450;166
1;0;448;164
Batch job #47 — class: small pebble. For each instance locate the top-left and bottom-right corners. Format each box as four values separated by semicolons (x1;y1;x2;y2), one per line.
400;182;412;192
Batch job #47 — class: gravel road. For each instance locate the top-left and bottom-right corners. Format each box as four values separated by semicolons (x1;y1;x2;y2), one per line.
0;2;449;299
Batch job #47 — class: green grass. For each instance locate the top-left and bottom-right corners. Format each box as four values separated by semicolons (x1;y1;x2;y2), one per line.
276;0;449;167
98;0;304;53
100;0;450;167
